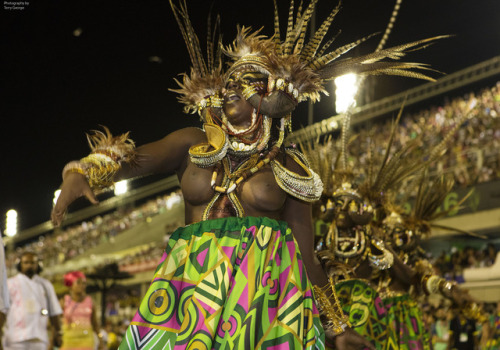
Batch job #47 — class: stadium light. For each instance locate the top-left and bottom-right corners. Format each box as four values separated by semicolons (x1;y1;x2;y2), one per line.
5;209;18;237
53;189;61;206
335;73;359;114
114;179;129;196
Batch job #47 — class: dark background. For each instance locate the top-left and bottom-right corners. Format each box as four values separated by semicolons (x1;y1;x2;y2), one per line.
1;0;499;231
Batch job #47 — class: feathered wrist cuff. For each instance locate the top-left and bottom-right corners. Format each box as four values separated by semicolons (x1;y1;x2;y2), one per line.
62;126;136;190
313;278;351;337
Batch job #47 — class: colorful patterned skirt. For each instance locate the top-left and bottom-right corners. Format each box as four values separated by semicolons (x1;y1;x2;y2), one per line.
335;279;429;350
120;216;325;349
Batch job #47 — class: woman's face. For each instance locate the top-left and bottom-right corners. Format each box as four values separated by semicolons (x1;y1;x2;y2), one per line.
72;277;87;294
223;70;267;128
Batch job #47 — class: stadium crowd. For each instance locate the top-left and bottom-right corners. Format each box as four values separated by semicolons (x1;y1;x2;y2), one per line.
350;82;500;187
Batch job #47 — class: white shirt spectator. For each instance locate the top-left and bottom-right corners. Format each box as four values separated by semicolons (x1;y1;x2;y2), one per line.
4;273;62;345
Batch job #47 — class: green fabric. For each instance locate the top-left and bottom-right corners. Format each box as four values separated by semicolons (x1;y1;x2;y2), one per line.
120;216;325;349
336;279;430;350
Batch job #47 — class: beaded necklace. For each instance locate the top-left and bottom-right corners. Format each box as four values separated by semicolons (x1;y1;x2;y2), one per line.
201;115;285;220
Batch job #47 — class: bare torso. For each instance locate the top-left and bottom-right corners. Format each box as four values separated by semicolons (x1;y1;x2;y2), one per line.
178;135;288;224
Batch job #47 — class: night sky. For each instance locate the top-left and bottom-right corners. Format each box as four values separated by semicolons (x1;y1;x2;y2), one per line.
1;0;499;231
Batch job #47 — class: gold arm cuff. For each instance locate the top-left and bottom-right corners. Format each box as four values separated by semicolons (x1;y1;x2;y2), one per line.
80;154;121;190
313;279;351;337
421;274;442;295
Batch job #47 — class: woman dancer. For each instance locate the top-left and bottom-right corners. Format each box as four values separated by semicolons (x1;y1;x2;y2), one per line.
51;1;444;348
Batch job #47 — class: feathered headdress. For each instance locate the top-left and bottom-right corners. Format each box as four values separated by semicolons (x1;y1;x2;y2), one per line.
169;0;447;121
222;0;447;119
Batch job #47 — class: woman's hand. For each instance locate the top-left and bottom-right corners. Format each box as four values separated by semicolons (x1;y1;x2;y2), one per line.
332;327;375;350
51;172;98;226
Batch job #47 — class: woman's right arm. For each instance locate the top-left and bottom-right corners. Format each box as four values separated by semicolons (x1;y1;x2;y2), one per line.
51;127;205;226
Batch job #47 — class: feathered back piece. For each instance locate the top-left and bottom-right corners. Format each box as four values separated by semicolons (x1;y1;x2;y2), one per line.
408;173;484;238
224;0;447;108
168;0;225;117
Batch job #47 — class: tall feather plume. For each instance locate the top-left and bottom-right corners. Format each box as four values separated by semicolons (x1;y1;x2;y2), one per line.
283;0;296;55
376;0;403;52
292;0;319;54
316;31;340;58
317;35;449;80
319;61;438;81
181;0;206;73
272;0;282;55
295;0;304;27
414;174;453;221
300;2;341;61
340;109;352;171
360;100;475;207
169;0;200;73
356;102;429;205
372;99;406;189
375;141;419;194
206;7;221;73
309;33;377;70
363;36;450;63
168;0;224;114
428;103;476;163
366;129;375;185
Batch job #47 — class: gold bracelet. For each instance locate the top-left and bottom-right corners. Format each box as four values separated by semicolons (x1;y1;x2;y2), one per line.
421;274;441;295
62;161;88;180
81;155;120;189
62;127;136;190
313;277;351;336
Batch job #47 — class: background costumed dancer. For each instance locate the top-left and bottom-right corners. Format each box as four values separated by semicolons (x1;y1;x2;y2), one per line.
303;101;487;349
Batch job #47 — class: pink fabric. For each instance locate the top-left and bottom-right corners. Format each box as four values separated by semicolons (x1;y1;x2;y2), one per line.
63;294;93;328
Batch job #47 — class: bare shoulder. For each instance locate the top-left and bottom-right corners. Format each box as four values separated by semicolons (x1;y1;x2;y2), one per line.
176;126;206;139
167;127;207;146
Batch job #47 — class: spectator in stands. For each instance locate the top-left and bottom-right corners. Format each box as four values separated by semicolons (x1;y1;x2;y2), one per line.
448;308;478;350
432;304;450;350
60;270;99;350
101;321;120;350
348;83;500;189
484;243;497;267
0;252;62;350
0;238;9;350
486;301;500;349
